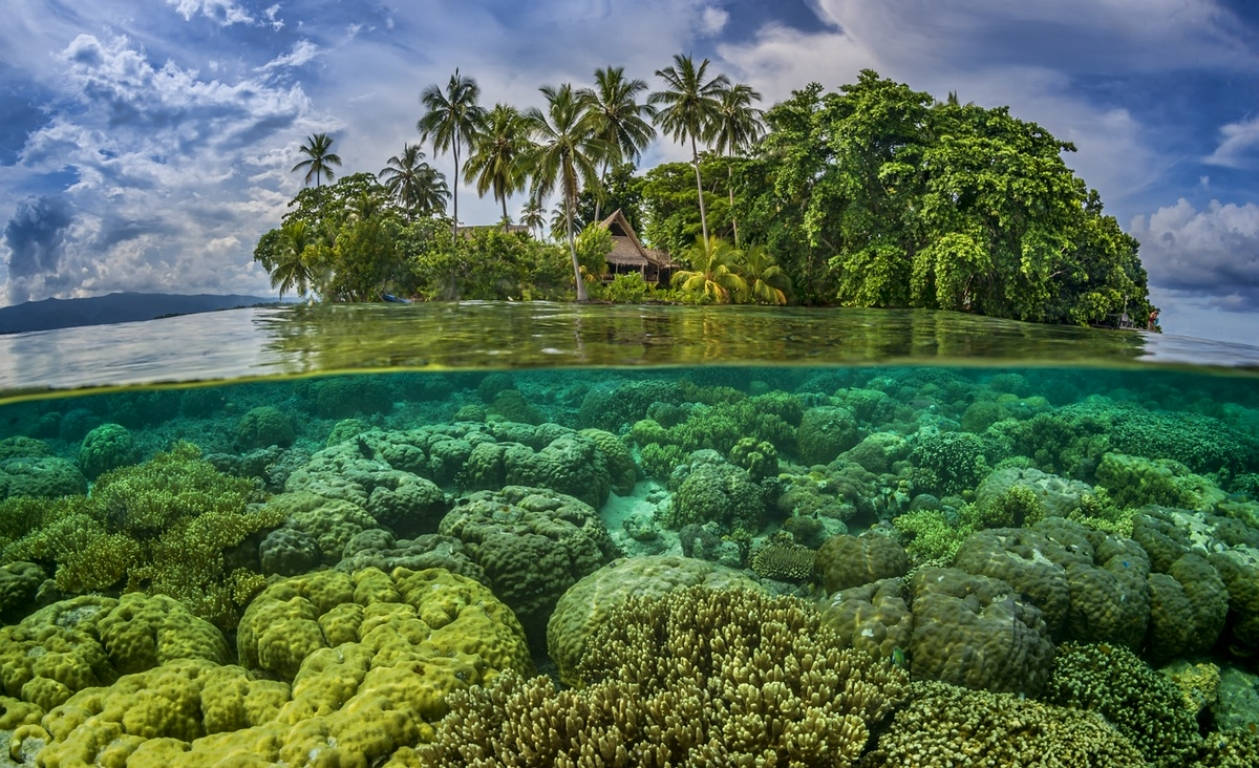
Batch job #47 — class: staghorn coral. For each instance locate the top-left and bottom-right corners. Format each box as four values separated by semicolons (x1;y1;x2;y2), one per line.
422;587;908;767
862;681;1145;767
546;555;761;686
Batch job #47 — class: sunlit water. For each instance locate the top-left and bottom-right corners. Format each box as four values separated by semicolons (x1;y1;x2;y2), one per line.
1;303;1257;765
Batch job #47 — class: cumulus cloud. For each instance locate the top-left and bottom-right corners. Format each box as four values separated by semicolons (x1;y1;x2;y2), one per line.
165;0;254;26
2;32;323;302
700;6;729;36
1204;115;1259;168
1129;198;1259;310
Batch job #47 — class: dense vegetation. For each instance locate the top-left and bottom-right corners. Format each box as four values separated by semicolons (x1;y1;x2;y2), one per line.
254;64;1155;326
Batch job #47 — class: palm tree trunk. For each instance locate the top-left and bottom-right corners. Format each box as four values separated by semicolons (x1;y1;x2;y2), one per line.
567;194;588;302
452;146;460;239
593;159;608;223
502;194;509;233
727;162;739;249
691;134;709;244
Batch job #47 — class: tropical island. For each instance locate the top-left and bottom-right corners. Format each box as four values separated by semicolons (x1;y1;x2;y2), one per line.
253;59;1157;329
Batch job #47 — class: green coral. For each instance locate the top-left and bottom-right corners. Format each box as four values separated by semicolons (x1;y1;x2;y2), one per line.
911;429;989;496
1095;452;1224;510
579;428;638;495
797;405;862;465
892;507;973;564
865;681;1145;767
664;460;765;530
233;406;296;449
639;441;686;482
1043;641;1202;768
77;423;136;480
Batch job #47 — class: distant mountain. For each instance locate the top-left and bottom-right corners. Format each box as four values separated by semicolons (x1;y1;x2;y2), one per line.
0;292;280;335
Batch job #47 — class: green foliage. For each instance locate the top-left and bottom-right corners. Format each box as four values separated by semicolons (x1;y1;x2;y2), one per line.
595;273;655;304
670;236;747;303
574;223;612;279
576;162;646;232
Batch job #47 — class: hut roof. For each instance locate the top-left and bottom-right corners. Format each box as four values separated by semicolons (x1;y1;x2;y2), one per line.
597;209;674;269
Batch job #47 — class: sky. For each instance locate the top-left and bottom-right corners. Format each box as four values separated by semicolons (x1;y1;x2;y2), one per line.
1;1;1258;344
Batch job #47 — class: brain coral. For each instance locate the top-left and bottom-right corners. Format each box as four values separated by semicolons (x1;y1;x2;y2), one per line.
422;587;908;767
438;486;619;645
13;566;531;768
0;593;228;715
816;532;910;593
908;567;1055;695
546;555;760;686
76;423;136;480
822;577;913;664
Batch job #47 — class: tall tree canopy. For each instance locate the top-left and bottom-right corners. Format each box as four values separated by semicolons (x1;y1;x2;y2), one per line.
379;143;449;219
578;66;656;221
650;55;729;244
464;104;532;230
292;133;343;187
419;69;486;237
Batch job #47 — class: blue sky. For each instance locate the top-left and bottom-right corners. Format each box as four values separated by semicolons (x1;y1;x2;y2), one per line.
1;1;1258;343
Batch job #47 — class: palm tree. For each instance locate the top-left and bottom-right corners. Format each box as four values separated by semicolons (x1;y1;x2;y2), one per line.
270;220;316;298
739;244;790;305
379;143;450;219
418;69;486;237
520;197;546;239
671;236;747;303
711;83;764;248
291;133;342;187
578;66;656;222
464;104;531;231
525;84;609;302
649;54;729;244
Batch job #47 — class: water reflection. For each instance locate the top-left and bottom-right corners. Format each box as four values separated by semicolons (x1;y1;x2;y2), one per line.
1;302;1256;398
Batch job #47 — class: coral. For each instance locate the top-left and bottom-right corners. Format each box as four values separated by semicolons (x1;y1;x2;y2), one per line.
577;378;683;432
639;441;686;483
863;681;1144;767
822;577;913;664
76;423;136;480
910;429;989;496
908;567;1055;695
749;535;816;581
1044;641;1202;768
0;593;228;715
233;406;296;450
1211;666;1259;732
0;436;50;461
422;588;908;766
325;417;372;446
263;491;378;565
1193;730;1259;768
1161;660;1221;719
727;436;779;482
546;555;760;685
307;375;395;418
0;560;44;624
816;533;910;593
664;459;765;530
579;428;638;495
487;389;544;424
257;527;322;576
20;567;530;768
797;405;862;465
974;466;1093;522
336;529;486;583
891;507;972;564
1144;554;1229;662
438;486;619;644
92;441;260;536
842;431;910;474
1096;452;1222;510
961;399;1005;433
1210;548;1259;658
0;456;86;502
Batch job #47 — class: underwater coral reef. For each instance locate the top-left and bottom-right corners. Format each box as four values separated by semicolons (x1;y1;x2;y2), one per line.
1;365;1258;766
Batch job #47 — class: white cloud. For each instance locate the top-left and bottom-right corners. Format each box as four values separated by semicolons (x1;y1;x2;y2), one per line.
700;6;729;36
1204;114;1259;168
4;33;327;303
165;0;254;26
1129;198;1259;307
259;40;320;71
265;4;283;31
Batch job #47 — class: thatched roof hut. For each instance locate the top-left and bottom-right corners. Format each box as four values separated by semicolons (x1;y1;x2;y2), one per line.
598;209;675;284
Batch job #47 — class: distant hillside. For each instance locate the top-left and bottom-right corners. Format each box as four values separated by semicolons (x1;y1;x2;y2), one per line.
0;292;279;334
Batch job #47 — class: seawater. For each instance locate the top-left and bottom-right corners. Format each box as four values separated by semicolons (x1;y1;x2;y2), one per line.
0;304;1257;766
